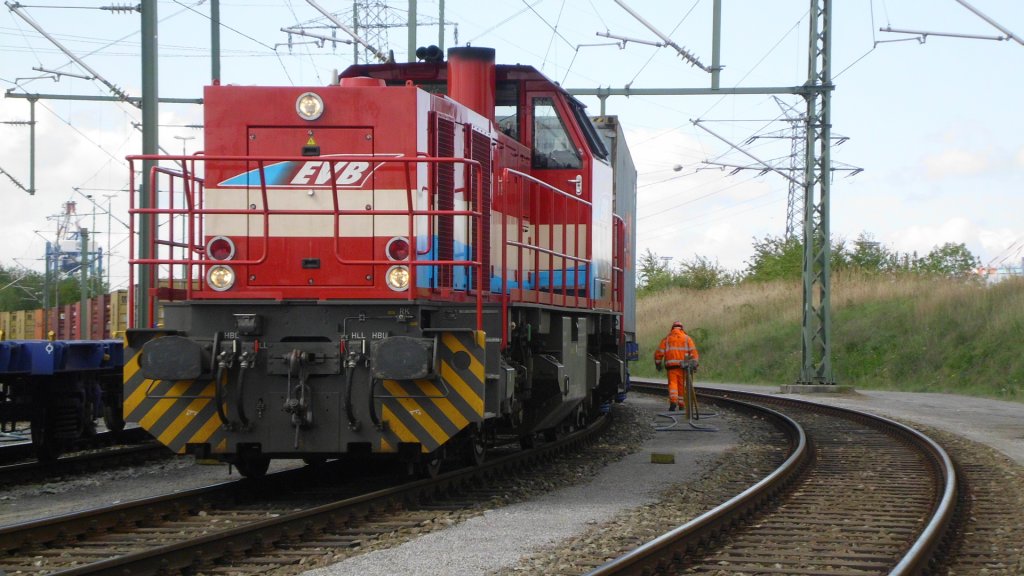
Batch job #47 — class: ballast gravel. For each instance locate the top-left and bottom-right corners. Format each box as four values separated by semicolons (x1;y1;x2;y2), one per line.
4;382;1021;575
299;394;743;576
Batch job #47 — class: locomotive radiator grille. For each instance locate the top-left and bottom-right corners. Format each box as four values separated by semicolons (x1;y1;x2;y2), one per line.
378;330;485;453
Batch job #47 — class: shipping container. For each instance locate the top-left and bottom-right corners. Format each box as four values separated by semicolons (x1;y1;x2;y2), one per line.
109;289;128;338
32;309;45;339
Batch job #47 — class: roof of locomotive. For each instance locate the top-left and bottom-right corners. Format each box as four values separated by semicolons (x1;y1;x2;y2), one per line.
338;60;575;100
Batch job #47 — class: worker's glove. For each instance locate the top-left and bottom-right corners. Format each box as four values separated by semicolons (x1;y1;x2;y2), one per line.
655;363;663;372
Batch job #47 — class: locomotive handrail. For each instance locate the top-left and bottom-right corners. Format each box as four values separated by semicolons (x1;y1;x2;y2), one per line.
497;167;595;348
612;213;626;347
127;154;486;331
128;154;608;336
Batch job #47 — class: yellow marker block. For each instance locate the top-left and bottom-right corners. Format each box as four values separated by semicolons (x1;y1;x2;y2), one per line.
650;452;676;464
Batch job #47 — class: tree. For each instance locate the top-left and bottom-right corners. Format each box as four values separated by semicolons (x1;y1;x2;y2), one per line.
0;264;87;312
849;232;898;274
744;235;804;282
0;265;43;311
677;255;738;289
638;249;673;293
914;242;980;277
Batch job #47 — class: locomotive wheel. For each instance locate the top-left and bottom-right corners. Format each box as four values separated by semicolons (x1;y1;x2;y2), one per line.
465;433;486;466
235;455;271;478
423;450;443;478
103;403;126;434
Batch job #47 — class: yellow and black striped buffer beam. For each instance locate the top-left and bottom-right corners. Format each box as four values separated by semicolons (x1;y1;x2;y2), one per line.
378;330;486;453
123;349;228;454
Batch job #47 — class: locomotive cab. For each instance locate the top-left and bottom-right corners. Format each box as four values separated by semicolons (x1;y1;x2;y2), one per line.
124;47;636;476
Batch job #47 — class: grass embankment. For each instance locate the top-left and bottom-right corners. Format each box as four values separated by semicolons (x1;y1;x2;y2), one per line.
635;275;1024;401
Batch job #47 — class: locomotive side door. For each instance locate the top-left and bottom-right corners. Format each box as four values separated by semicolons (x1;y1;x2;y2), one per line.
526;94;591;292
246;127;375;287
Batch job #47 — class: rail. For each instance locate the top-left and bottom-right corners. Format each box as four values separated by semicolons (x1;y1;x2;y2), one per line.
597;382;959;575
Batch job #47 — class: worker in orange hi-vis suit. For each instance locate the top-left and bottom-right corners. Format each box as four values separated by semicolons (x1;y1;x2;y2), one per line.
653;321;700;412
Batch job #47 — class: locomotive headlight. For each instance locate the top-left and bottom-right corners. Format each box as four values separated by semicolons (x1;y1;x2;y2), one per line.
295;92;324;121
207;265;236;291
385;265;410;291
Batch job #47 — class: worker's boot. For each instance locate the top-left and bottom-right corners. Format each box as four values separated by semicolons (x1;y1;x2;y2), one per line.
668;403;676;412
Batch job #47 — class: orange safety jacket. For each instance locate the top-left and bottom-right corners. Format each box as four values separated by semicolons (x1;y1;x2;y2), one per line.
654;327;699;368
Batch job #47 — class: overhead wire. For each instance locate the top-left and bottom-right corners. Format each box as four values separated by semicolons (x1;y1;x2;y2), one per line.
624;0;701;88
540;0;569;70
638;169;775;222
465;0;546;46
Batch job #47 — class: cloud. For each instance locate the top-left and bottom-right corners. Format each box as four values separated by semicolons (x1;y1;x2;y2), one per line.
922;147;989;179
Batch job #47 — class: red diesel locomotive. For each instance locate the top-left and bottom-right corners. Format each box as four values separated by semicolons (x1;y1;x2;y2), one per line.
123;47;637;477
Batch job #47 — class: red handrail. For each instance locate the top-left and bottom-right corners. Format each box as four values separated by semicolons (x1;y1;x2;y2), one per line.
127;155;606;346
497;167;595;348
127;154;484;330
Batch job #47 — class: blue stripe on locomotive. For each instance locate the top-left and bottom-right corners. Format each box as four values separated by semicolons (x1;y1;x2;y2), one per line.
413;235;591;294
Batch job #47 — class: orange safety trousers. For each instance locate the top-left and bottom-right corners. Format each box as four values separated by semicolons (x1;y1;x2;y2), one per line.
666;367;687;409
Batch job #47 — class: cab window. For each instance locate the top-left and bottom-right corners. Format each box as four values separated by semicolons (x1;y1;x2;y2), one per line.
531;97;581;169
496;81;519;139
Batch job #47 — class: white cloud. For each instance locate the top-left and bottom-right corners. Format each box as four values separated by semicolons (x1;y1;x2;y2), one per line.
922;148;989;179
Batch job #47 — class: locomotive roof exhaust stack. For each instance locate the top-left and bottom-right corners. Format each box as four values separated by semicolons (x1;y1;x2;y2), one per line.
447;46;496;123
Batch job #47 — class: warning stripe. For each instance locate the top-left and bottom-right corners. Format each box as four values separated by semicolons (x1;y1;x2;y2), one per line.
417;378;470;430
381;404;418;450
439;360;483;416
157;394;210;446
376;330;486;453
381;379;448;447
441;332;485;383
187;406;226;451
138;381;195;430
123;355;148;417
123;345;224;454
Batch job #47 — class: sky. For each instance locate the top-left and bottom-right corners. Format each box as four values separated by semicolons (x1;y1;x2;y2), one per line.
1;0;1023;292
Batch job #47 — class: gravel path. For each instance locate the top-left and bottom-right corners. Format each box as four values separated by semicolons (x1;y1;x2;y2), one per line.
299;394;740;576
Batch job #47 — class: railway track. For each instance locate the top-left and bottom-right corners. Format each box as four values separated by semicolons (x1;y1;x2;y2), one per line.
0;416;610;575
0;427;164;488
0;428;151;466
0;442;171;488
588;383;957;575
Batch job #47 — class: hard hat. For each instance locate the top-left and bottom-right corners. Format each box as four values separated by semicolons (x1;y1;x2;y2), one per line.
671;321;683;330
